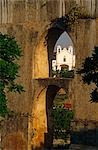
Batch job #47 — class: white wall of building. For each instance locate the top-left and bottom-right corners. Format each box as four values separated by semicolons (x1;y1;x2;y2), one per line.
52;45;75;71
52;60;56;71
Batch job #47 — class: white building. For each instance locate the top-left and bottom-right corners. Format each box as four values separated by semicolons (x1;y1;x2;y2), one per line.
52;45;75;71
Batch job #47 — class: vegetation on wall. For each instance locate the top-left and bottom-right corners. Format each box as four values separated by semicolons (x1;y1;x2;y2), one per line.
52;69;74;78
51;2;94;32
51;4;82;31
0;33;24;117
78;46;98;102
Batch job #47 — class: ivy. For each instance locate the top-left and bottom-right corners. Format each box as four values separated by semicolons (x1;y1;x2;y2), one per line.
51;4;82;31
51;2;93;32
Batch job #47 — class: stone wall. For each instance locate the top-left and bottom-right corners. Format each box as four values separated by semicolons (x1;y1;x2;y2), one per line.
0;0;98;149
0;0;98;115
69;19;98;120
0;115;28;150
71;119;98;146
0;0;98;24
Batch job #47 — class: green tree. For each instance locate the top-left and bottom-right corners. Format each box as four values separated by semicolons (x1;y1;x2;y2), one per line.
0;33;24;117
78;46;98;102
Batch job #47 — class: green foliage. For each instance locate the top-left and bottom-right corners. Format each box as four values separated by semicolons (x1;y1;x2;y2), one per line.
51;3;83;31
0;85;8;117
52;108;74;139
51;2;94;32
0;33;24;117
59;69;74;78
52;69;74;78
53;94;67;107
78;46;98;102
52;108;74;130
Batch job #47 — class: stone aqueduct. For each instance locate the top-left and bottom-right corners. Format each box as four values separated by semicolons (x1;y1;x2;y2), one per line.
1;0;98;149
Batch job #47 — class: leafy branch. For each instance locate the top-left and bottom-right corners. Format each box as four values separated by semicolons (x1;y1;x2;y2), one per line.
0;33;24;117
78;46;98;102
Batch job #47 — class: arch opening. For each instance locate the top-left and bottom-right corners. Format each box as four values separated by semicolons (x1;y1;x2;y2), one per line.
33;24;75;79
45;85;73;149
46;27;76;78
31;19;75;149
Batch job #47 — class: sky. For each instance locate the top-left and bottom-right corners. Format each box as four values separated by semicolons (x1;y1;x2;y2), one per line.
54;31;74;52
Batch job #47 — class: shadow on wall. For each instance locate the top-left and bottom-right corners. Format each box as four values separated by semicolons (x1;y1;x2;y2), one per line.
45;85;60;149
71;128;98;147
32;126;98;149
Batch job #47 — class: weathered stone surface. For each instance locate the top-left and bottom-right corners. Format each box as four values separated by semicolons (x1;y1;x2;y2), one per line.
0;0;98;149
1;115;28;150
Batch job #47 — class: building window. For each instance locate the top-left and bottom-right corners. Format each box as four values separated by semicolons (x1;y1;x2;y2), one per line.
63;56;66;62
57;45;61;53
56;66;57;70
58;49;60;53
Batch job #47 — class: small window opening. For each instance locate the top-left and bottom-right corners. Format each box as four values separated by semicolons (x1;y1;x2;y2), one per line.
63;56;66;62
